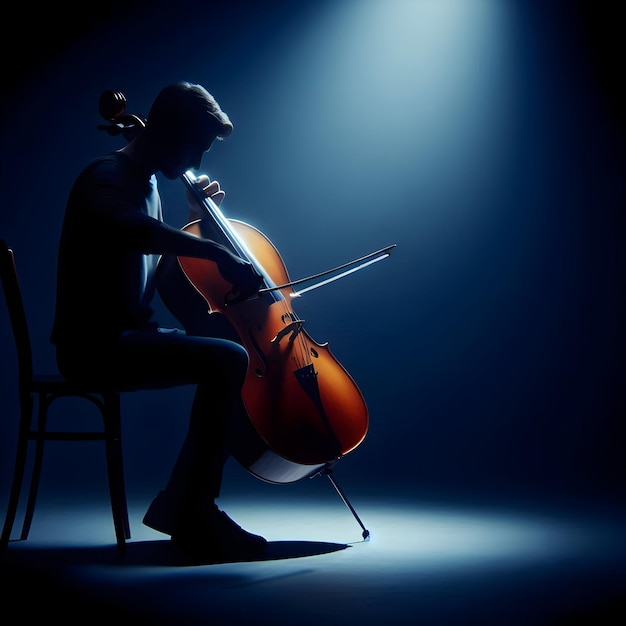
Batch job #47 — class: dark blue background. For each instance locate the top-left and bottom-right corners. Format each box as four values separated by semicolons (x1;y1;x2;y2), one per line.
1;0;624;510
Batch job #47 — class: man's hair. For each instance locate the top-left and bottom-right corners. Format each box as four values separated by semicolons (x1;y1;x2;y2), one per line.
147;82;233;142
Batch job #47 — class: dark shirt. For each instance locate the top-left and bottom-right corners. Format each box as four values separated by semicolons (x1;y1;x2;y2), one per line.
51;151;162;349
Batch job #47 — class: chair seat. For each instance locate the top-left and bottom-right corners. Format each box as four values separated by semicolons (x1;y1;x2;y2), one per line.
30;373;136;395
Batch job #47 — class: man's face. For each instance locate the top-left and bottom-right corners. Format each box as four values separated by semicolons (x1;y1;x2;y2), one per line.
159;131;217;180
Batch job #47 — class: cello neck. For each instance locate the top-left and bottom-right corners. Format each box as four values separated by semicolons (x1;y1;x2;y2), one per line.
181;170;244;256
180;170;278;293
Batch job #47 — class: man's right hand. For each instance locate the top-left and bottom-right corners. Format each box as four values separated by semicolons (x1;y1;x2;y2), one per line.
215;247;263;302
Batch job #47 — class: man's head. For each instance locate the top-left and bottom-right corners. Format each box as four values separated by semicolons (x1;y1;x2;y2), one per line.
146;82;233;178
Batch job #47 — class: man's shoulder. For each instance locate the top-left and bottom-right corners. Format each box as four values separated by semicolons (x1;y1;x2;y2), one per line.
76;152;137;189
83;152;128;175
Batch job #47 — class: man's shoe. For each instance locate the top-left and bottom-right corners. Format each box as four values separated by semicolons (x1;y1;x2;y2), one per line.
171;503;267;560
143;490;181;536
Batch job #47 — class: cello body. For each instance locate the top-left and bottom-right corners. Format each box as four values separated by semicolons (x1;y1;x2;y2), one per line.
157;217;369;484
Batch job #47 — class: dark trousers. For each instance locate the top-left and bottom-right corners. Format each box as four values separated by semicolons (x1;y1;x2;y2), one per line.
56;327;249;506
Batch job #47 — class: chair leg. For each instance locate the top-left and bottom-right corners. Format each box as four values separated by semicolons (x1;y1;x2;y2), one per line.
3;390;132;555
103;392;130;556
20;392;49;540
0;396;33;549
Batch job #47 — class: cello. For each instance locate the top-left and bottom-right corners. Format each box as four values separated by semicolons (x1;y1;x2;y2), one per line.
98;89;394;538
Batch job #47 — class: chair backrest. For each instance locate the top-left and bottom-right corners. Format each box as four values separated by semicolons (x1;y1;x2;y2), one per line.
0;240;34;390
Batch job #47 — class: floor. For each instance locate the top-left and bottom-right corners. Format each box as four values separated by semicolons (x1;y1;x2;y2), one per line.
2;485;625;625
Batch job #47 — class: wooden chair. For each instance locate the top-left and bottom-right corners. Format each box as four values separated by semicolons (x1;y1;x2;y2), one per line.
0;239;131;556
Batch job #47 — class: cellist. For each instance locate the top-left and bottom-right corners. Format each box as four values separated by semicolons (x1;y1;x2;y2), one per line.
51;82;267;560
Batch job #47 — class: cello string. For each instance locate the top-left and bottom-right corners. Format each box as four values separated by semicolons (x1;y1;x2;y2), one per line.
278;296;310;370
184;171;319;370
